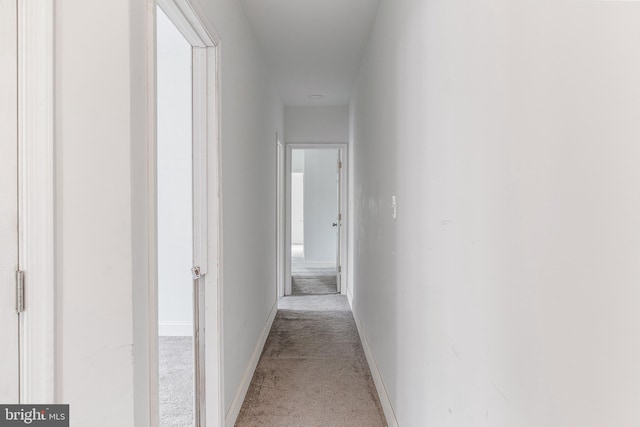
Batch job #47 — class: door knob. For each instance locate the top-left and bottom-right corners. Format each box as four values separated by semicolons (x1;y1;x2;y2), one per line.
332;223;338;227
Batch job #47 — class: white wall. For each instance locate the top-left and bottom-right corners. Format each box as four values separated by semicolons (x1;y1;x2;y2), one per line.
55;0;148;424
54;0;283;425
303;150;338;264
284;106;348;143
350;1;640;426
157;8;193;336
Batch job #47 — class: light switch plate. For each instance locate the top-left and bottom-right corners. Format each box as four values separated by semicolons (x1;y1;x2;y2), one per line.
391;195;397;219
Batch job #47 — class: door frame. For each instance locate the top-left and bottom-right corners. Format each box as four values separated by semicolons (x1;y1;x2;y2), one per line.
284;143;348;297
276;136;285;298
150;1;222;425
1;0;20;403
16;0;55;404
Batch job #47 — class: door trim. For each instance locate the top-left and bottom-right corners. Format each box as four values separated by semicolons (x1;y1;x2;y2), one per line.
1;0;20;403
284;143;349;297
150;1;222;425
17;0;55;404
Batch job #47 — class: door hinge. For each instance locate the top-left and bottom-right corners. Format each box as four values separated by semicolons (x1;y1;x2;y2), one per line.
16;270;25;313
338;161;343;169
338;266;342;273
191;266;202;280
338;213;342;221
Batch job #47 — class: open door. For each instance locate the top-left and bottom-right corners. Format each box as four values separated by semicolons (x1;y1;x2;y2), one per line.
0;0;20;403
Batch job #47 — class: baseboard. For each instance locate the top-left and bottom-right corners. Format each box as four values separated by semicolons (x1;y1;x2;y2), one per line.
158;321;193;337
225;301;278;427
348;294;400;427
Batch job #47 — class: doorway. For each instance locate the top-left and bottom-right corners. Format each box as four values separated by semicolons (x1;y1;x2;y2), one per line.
152;1;220;426
284;144;348;297
156;6;196;425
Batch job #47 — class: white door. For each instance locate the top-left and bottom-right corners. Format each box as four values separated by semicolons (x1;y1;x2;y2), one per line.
0;0;20;403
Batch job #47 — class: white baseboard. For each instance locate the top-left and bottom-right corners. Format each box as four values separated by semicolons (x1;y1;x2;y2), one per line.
225;301;278;427
348;293;399;427
159;321;193;337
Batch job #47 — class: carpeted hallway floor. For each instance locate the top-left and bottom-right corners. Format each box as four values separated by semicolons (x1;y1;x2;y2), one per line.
291;244;338;295
292;274;337;295
235;294;387;427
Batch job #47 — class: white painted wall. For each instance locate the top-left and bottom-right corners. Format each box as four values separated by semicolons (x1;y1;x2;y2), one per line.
303;150;338;263
54;0;283;424
284;106;348;143
55;0;148;424
350;1;640;426
157;8;193;337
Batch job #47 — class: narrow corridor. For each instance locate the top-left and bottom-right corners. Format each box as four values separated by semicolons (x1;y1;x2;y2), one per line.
235;295;386;427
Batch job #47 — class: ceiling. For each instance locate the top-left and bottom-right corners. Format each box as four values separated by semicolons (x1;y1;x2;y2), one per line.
240;0;382;106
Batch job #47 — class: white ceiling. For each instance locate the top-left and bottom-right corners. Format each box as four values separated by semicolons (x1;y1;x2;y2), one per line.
240;0;382;106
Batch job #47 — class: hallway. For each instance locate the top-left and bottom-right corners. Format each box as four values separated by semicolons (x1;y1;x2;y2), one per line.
236;295;386;427
8;0;640;425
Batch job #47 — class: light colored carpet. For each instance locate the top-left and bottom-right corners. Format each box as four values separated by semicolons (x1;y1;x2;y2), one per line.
235;294;387;427
291;244;336;276
291;245;338;295
292;275;337;295
159;336;193;427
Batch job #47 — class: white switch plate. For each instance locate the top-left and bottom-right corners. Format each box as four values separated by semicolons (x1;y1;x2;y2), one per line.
391;195;397;219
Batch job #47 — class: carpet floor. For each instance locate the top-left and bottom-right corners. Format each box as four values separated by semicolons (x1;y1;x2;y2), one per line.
291;245;338;295
292;275;337;295
291;244;336;275
235;294;387;427
159;336;193;427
